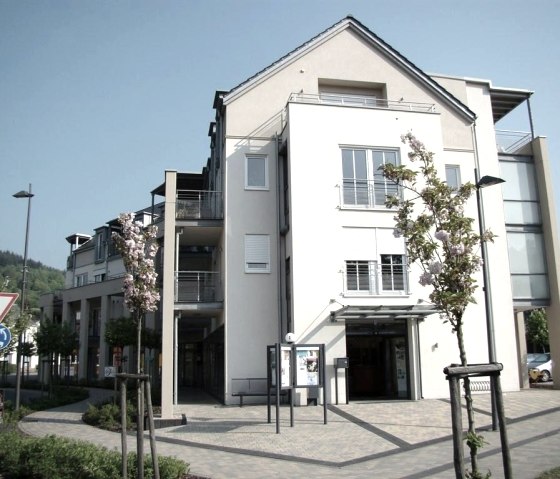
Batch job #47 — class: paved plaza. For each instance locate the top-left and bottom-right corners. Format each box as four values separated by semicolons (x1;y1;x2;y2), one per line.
16;386;560;478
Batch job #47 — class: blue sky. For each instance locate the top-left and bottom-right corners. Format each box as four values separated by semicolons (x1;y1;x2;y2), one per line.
1;0;559;269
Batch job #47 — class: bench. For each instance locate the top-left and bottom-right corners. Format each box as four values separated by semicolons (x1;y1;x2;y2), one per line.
231;378;287;407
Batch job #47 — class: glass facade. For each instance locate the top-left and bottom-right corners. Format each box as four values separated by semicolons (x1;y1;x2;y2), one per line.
500;155;549;302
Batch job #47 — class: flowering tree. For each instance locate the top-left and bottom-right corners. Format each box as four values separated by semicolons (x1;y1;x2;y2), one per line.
112;212;160;374
112;212;160;479
383;133;495;478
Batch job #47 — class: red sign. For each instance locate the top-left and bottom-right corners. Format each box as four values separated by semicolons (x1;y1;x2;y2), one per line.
0;293;19;323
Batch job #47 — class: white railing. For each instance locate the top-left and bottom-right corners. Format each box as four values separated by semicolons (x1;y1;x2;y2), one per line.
344;260;409;296
339;178;400;209
288;92;436;113
496;130;533;154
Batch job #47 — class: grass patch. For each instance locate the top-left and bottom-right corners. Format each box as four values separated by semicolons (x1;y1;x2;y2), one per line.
536;467;560;479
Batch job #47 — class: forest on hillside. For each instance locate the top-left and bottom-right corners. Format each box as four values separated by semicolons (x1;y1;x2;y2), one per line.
0;250;65;310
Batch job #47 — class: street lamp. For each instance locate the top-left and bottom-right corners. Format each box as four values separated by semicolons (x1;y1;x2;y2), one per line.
475;170;505;431
13;184;34;411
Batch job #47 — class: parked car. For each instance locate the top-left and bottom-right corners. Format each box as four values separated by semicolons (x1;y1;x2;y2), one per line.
527;352;553;382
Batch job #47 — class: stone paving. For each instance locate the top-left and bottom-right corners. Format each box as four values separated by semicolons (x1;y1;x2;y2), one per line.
17;387;560;479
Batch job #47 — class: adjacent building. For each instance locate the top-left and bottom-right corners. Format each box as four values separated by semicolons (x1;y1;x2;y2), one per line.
42;16;559;418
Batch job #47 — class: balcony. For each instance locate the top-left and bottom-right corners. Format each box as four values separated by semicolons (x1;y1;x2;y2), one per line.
175;271;221;303
176;190;223;221
288;92;436;113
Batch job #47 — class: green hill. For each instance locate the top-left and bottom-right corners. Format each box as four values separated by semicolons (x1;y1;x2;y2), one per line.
0;250;65;310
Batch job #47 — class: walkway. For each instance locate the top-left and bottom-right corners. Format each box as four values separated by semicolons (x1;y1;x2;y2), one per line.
18;387;560;478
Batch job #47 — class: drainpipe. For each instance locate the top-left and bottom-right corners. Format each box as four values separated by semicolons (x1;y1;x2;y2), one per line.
275;133;284;343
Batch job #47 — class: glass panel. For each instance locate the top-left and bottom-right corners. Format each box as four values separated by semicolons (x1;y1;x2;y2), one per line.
500;161;539;201
247;157;266;187
511;274;549;300
507;232;546;274
445;165;461;190
503;201;541;225
381;255;405;291
357;262;370;290
346;262;358;290
342;149;354;178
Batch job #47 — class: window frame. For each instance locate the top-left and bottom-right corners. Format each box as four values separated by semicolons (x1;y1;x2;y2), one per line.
345;260;376;295
245;155;269;191
341;147;400;209
380;254;407;292
445;164;461;191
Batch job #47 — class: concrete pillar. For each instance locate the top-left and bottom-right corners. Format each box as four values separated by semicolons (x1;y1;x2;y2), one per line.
78;298;89;380
515;311;529;389
532;138;560;390
99;295;109;377
161;170;178;417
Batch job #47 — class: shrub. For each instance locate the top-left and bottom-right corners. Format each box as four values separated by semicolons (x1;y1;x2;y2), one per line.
0;430;188;479
83;401;135;432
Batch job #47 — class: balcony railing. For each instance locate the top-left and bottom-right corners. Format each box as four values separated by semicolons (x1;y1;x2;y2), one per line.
176;190;223;220
288;92;436;113
339;178;400;209
496;130;532;154
175;271;221;302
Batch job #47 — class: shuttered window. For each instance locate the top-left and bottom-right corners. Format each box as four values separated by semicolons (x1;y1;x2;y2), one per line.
245;234;270;273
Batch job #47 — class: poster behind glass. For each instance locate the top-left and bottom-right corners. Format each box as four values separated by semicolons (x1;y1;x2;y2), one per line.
295;346;320;387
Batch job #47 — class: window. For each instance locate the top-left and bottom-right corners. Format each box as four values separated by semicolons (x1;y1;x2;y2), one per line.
346;261;375;293
94;273;106;283
245;234;270;273
341;148;399;208
445;165;461;191
245;155;268;190
76;273;88;287
381;255;406;291
95;229;106;261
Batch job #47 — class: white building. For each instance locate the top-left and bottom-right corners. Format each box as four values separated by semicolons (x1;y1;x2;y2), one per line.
48;16;559;418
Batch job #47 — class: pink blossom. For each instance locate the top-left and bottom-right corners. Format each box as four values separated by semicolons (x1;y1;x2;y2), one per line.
434;230;450;242
419;272;433;286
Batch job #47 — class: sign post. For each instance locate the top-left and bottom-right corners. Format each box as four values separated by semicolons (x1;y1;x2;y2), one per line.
0;325;12;351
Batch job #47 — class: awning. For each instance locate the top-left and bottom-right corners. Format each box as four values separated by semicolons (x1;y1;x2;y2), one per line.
489;87;532;123
330;304;439;322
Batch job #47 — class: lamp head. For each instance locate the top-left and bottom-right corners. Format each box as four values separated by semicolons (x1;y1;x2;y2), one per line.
13;190;34;199
477;175;505;189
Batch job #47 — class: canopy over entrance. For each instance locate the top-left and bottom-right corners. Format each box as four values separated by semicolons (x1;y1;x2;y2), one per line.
330;304;439;322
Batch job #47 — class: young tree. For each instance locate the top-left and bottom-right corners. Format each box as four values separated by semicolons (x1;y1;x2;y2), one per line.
104;316;137;358
34;318;78;393
525;308;549;352
111;212;160;479
383;132;495;478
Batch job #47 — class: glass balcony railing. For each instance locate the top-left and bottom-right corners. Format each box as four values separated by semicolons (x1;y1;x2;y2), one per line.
175;271;221;303
176;190;223;220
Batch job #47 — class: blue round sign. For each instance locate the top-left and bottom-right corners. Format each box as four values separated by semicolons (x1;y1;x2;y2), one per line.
0;324;12;350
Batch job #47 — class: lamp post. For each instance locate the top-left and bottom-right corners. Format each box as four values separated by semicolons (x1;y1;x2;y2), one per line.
475;170;505;431
13;184;34;411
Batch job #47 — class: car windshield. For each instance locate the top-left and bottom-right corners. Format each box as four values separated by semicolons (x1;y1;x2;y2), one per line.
527;353;550;364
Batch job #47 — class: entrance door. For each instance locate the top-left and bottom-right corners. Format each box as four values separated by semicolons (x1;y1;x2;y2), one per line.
346;320;409;400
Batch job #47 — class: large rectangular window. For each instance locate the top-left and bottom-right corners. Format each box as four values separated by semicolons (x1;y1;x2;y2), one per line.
341;148;399;208
245;234;270;273
245;155;268;190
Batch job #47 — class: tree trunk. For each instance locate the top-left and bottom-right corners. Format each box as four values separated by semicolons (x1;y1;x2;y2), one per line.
456;318;479;475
